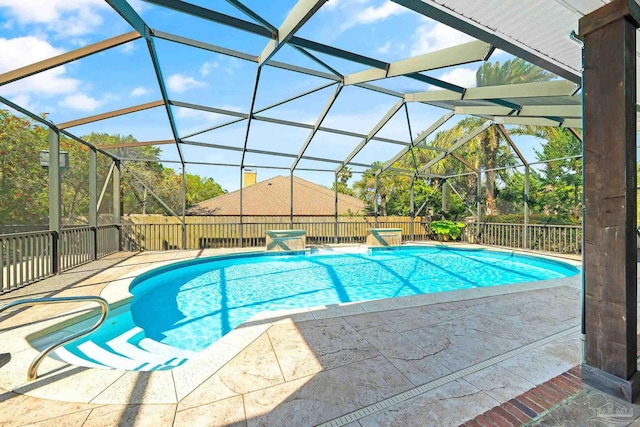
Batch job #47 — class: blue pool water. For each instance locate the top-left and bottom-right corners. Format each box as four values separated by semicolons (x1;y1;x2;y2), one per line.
43;246;578;371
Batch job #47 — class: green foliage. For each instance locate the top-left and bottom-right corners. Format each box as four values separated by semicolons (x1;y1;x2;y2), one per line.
0;110;226;226
476;58;555;86
331;181;355;196
506;127;582;221
185;174;226;207
430;219;466;240
0;109;49;225
354;161;396;215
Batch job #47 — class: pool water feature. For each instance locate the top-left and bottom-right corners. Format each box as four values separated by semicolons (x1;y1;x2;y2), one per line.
35;246;579;371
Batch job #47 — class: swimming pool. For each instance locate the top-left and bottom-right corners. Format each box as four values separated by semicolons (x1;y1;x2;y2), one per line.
37;246;579;371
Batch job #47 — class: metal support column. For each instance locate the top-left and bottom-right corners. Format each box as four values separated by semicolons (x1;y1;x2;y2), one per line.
476;172;482;243
441;178;448;213
374;173;379;227
181;165;187;250
89;146;98;259
523;165;530;249
410;176;415;241
334;173;339;244
48;128;60;274
290;171;294;228
579;0;640;401
239;169;244;247
113;159;121;250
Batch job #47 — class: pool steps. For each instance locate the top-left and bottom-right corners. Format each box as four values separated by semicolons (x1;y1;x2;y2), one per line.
45;327;194;371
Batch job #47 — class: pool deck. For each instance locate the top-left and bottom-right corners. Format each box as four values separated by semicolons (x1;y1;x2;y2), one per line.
0;243;591;426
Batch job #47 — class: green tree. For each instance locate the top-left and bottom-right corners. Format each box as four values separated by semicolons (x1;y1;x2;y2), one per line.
332;166;356;196
0;112;227;226
185;174;226;207
353;161;398;216
0;110;49;226
411;59;555;215
512;127;582;220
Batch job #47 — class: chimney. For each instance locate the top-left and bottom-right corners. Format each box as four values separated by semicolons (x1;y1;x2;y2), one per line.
243;169;257;187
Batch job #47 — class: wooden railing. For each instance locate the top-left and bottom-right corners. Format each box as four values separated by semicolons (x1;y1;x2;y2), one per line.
120;220;432;250
0;225;120;294
463;222;581;254
1;219;582;294
1;230;55;293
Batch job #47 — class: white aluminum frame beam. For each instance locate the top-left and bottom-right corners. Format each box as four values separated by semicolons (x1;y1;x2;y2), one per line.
492;116;563;127
344;41;490;85
259;0;327;65
454;104;582;118
406;80;579;103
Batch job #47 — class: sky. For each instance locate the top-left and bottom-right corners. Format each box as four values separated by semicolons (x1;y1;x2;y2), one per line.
0;0;556;193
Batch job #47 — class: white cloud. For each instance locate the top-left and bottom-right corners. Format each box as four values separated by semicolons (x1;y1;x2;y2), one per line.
128;0;148;14
333;1;408;32
436;67;477;89
11;94;32;110
200;60;219;76
356;1;406;24
58;93;102;111
410;21;474;56
377;41;392;54
0;0;108;37
323;0;341;10
120;42;135;55
0;36;80;96
166;74;207;93
223;58;243;76
130;86;151;97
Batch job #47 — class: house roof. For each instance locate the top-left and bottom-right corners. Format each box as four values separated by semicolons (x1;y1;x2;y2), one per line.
186;175;365;216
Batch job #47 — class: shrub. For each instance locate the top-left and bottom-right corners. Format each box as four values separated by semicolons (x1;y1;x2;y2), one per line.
430;219;466;241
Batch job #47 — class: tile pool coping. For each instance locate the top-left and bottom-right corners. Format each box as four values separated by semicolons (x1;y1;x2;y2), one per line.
0;243;582;405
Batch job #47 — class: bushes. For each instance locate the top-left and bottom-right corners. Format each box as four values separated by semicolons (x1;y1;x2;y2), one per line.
430;219;466;241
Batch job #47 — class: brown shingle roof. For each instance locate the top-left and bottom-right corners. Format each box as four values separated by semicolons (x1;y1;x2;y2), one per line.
186;175;365;216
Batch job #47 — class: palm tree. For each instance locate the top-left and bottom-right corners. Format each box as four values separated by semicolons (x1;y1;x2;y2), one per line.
415;58;555;215
354;161;397;216
337;166;352;186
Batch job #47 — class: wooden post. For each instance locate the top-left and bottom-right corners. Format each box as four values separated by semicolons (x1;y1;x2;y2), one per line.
579;0;640;402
